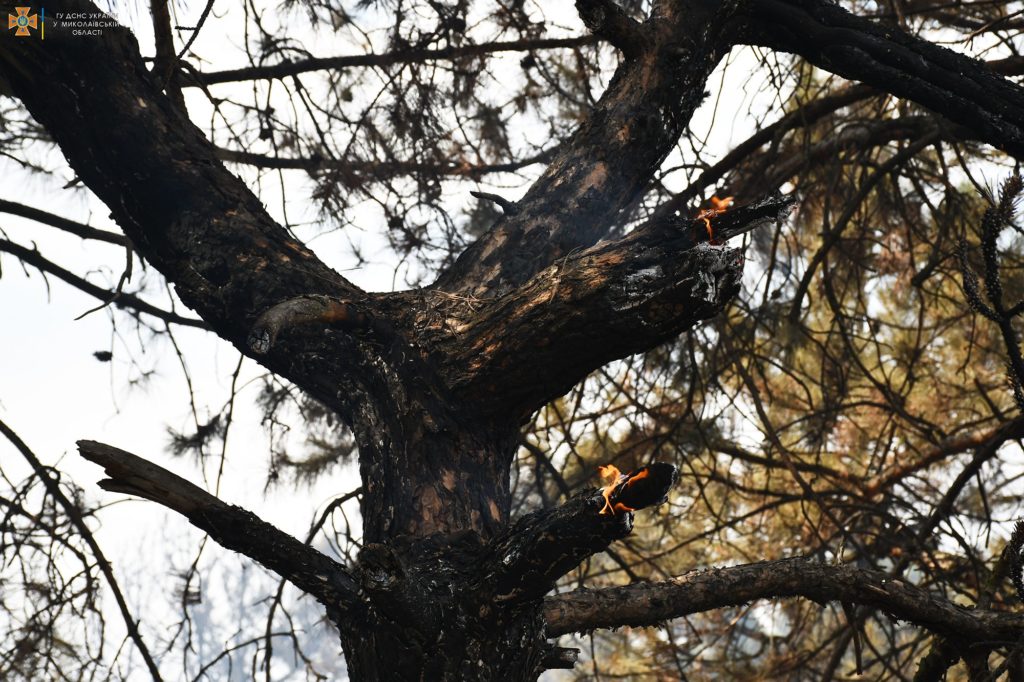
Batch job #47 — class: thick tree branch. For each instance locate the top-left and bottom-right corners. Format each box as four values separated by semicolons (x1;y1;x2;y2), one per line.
0;0;361;338
739;0;1024;159
543;557;1024;642
0;0;414;430
434;2;735;297
439;195;795;417
76;440;362;616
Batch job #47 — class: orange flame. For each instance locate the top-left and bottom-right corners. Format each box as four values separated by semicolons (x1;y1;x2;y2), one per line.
696;195;733;242
598;464;647;515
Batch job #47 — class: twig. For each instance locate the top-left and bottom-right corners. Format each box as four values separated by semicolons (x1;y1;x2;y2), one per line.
75;238;133;321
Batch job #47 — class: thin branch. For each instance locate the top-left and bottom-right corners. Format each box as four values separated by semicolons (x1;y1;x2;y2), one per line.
187;37;597;86
74;238;134;321
0;198;127;245
149;0;186;110
0;420;164;681
175;0;215;59
0;237;209;329
788;131;940;322
215;146;555;177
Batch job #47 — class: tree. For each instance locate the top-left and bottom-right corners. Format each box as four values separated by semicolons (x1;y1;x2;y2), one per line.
2;0;1024;679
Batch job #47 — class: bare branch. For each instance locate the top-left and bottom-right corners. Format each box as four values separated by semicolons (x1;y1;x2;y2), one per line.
187;37;597;86
216;146;556;178
0;199;127;245
543;557;1024;641
149;0;185;110
470;191;518;216
76;440;363;616
0;237;209;329
0;421;164;681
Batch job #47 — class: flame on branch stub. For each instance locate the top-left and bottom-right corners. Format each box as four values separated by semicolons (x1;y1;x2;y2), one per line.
695;195;733;243
598;462;678;515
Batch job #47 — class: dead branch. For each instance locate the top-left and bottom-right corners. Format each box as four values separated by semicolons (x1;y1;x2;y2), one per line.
543;557;1024;642
77;440;362;616
740;0;1024;159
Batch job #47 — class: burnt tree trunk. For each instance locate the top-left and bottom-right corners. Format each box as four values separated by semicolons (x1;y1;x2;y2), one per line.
9;0;1024;679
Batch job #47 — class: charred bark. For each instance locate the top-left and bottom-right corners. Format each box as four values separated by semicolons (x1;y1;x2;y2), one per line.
9;0;1024;679
79;442;1024;679
76;441;677;680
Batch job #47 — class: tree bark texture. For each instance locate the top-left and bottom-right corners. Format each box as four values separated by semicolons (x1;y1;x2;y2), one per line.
6;0;1024;679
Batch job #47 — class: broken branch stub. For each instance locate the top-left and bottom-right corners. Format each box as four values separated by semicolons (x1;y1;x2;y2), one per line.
247;294;368;354
481;462;678;603
599;462;678;516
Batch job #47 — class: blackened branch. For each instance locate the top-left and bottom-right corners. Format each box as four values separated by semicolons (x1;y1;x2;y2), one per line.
434;3;731;297
480;463;677;604
741;0;1024;159
0;238;208;330
575;0;644;58
687;192;797;244
77;440;362;616
441;194;795;418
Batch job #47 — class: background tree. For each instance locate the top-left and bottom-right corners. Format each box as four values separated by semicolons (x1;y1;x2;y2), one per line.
3;0;1024;679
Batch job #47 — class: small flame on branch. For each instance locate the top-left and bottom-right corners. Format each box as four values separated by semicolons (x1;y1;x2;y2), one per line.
695;195;733;242
598;464;649;515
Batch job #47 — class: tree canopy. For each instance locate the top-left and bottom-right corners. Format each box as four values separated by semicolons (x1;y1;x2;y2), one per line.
2;0;1024;679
